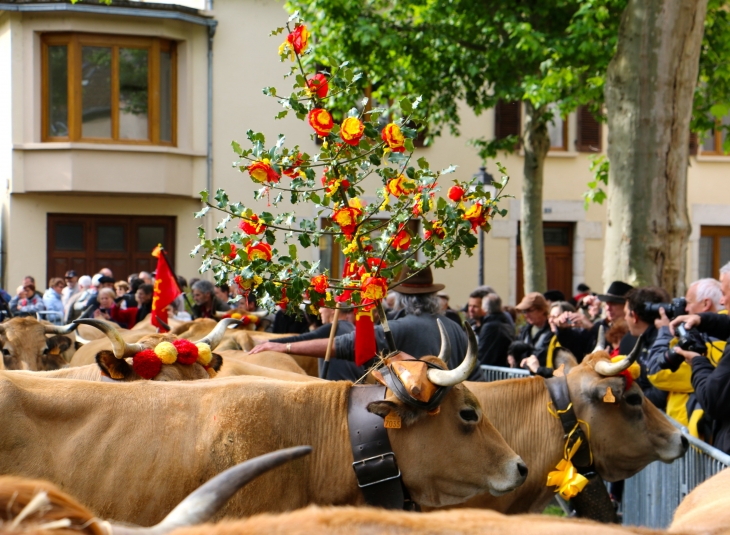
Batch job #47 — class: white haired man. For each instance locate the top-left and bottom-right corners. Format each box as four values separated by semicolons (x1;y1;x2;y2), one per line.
647;278;725;439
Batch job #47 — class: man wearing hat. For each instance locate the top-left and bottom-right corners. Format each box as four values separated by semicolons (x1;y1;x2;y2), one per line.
61;270;79;309
554;280;634;360
249;266;468;370
510;292;552;368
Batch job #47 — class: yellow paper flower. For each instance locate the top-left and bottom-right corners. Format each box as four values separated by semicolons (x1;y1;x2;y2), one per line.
546;437;589;500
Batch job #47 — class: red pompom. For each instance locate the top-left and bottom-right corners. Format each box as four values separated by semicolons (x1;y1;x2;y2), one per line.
133;349;162;379
172;338;199;365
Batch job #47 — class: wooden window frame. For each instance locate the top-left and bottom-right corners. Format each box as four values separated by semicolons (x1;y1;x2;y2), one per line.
548;111;569;152
699;226;730;277
41;32;177;146
700;121;727;156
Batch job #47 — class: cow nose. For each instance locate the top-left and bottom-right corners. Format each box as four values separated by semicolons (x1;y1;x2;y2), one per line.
681;435;689;452
517;461;528;479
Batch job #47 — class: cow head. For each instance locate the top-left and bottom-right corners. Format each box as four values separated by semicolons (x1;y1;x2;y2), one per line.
367;321;528;507
75;318;239;382
0;318;78;371
564;333;688;481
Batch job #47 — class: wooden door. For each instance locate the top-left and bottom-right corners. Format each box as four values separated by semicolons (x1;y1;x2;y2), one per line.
516;222;574;302
47;214;176;282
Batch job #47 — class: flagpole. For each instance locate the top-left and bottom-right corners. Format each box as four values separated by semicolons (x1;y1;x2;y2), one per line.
159;247;195;312
320;303;340;379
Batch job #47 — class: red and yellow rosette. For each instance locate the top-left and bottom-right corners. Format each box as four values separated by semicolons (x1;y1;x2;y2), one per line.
340;117;365;146
239;214;265;235
279;24;309;60
463;202;489;232
392;227;411;251
308;108;334;137
248;159;280;184
361;274;388;301
246;242;273;262
332;205;362;239
307;73;328;98
424;219;445;241
448;185;465;202
283;153;304;178
386;175;415;198
311;274;329;294
382;123;406;153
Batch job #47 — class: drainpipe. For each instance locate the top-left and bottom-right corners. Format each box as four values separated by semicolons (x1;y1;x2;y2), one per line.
206;17;217;198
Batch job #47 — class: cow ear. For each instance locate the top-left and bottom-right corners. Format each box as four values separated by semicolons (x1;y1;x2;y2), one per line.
589;376;625;404
553;348;578;374
96;351;133;380
209;352;223;372
367;399;424;427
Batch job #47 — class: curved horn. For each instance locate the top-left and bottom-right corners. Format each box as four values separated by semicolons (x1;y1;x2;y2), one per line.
592;325;606;353
44;321;79;335
155;315;171;333
427;321;477;387
436;319;452;364
194;318;242;350
213;310;229;319
594;334;644;377
108;446;312;535
73;319;145;359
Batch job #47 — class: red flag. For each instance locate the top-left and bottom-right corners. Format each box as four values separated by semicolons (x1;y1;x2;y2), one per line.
151;246;181;331
355;306;377;366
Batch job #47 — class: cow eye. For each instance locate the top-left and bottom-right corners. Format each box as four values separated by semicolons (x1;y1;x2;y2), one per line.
625;393;642;406
1;348;9;356
459;408;479;422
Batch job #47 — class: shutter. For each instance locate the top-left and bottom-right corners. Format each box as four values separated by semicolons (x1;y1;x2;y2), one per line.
689;132;698;156
494;100;522;148
576;106;602;152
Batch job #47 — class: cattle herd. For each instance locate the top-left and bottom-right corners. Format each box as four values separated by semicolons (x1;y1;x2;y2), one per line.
0;314;726;534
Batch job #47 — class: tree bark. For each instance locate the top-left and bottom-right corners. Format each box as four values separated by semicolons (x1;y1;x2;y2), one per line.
604;0;707;296
522;101;550;294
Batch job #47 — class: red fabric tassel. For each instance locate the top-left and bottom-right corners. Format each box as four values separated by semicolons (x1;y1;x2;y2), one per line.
355;307;377;366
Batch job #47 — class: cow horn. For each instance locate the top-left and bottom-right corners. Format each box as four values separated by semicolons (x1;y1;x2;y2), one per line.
427;321;477;387
592;325;606;353
107;446;312;535
73;319;145;359
594;334;644;377
436;319;451;364
194;318;242;350
213;310;229;319
44;321;79;335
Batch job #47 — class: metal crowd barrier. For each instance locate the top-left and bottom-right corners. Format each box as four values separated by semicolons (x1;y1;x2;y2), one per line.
478;364;730;528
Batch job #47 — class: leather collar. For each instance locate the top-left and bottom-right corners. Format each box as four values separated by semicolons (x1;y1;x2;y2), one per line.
378;363;452;412
545;374;593;469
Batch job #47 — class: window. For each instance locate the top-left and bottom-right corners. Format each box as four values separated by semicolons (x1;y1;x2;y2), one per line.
494;100;522;149
701;115;730;155
699;226;730;279
547;104;568;151
41;33;176;145
576;105;602;152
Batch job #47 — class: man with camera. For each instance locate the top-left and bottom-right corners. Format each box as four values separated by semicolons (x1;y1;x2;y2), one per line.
646;279;724;438
669;265;730;453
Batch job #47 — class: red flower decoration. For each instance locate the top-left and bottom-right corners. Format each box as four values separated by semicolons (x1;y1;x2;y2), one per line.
172;339;200;365
424;220;445;241
448;185;465;202
308;108;334;137
307;74;329;99
133;349;162;380
239;214;265;235
332;206;362;239
321;172;350;196
340;117;365;146
287;25;309;54
463;202;489;232
382;123;406;153
227;244;237;258
277;287;289;308
248;160;280;184
246;242;273;262
392;228;411;251
283;153;304;178
311;274;329;294
361;276;388;301
386;175;414;198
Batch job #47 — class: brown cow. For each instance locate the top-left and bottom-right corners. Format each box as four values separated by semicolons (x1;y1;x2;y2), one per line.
0;317;79;370
456;342;688;514
669;467;730;534
0;328;527;525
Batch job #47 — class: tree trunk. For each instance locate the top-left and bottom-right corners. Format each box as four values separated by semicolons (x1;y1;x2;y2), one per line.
522;102;550;294
604;0;707;296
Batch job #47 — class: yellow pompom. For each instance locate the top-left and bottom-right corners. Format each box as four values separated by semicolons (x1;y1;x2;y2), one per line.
196;343;212;366
154;342;178;364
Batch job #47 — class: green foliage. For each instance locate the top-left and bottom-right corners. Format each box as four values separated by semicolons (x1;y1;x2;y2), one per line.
193;19;511;316
583;154;609;209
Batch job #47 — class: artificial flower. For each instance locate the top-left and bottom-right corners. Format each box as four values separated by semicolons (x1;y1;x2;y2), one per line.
340;117;365;146
392;229;411;251
239;214;265;235
322;172;350;197
361;274;388;301
248;159;280;184
333;205;362;239
387;175;415;198
311;274;329;294
246;242;273;262
382;123;406;153
448;185;465;202
234;274;263;291
308;108;334;136
280;25;309;60
424;220;445;241
463;202;489;232
307;73;328;98
283;152;304;178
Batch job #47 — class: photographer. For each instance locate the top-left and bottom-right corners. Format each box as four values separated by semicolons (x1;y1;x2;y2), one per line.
669;264;730;453
647;279;724;437
622;286;671;410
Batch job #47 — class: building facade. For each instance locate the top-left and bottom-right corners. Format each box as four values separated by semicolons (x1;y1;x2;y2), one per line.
1;0;728;307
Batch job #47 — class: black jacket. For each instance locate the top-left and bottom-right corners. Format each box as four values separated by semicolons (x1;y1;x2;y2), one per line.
278;322;361;381
476;313;515;370
689;313;730;453
556;319;610;362
517;322;552;366
621;326;667;410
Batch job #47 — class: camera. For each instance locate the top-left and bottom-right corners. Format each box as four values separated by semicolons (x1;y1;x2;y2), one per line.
644;297;687;320
659;323;707;372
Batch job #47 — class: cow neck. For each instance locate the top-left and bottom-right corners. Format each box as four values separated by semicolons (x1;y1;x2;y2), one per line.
544;375;592;469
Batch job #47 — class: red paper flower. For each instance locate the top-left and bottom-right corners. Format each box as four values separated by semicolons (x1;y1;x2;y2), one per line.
307;74;329;99
463;202;489;232
287;25;309;55
448;185;465;202
333;206;362;239
283;153;304;178
311;274;329;294
340;117;365;146
277;286;289;308
321;172;350;196
392;227;411;251
227;244;237;258
239;214;265;235
248;160;280;184
172;338;200;365
308;108;334;137
133;349;162;380
246;242;273;262
386;175;414;198
424;220;445;241
382;123;406;153
361;275;388;301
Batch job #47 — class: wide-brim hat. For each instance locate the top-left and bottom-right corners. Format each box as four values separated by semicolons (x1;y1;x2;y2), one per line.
515;292;548;312
597;281;634;304
392;265;445;295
